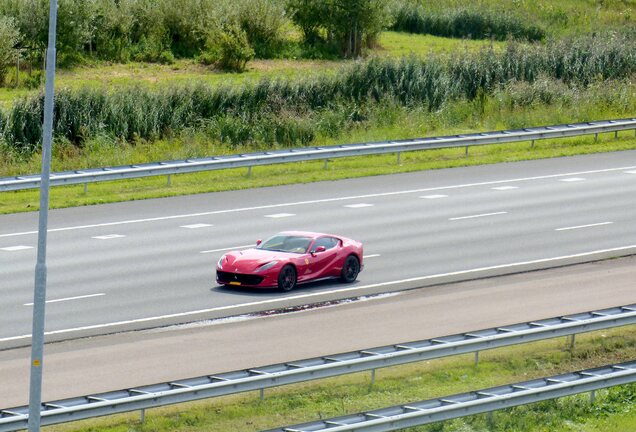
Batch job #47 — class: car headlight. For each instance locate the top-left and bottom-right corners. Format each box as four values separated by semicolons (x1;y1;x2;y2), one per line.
217;255;226;268
257;261;278;272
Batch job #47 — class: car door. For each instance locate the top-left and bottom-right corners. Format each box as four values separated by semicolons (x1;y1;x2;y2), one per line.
307;237;340;279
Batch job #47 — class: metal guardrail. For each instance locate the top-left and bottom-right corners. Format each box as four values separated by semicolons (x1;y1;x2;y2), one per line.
268;361;636;432
1;118;635;192
1;304;634;431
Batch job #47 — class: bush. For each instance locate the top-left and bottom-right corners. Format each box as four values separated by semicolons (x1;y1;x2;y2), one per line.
237;0;288;58
131;34;171;63
6;32;636;152
21;70;44;90
91;0;135;61
202;23;255;72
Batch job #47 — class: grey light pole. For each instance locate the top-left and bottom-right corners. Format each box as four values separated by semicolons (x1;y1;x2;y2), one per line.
28;0;58;430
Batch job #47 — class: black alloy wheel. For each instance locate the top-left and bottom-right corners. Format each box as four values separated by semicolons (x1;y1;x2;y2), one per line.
278;265;297;292
340;255;360;283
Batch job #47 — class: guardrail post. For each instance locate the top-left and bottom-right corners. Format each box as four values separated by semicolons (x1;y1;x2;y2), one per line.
397;152;401;165
568;334;576;352
370;369;376;387
323;159;328;169
595;133;598;142
614;131;618;139
590;390;596;404
474;351;479;365
487;412;495;429
83;183;87;194
260;388;265;401
531;139;535;148
140;408;145;423
167;174;171;186
465;146;469;156
247;166;252;178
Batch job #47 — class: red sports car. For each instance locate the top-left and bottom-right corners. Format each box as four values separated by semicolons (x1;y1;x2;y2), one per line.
216;231;363;291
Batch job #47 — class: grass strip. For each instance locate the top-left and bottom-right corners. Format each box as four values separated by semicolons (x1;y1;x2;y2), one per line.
44;325;636;432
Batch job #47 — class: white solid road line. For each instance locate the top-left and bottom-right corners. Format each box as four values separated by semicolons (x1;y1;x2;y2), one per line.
180;223;213;229
491;186;519;190
449;212;508;221
0;245;33;251
200;245;253;254
23;293;105;306
555;222;614;231
2;165;636;239
4;243;636;343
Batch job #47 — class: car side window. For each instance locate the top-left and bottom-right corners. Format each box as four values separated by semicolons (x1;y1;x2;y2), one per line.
313;237;339;251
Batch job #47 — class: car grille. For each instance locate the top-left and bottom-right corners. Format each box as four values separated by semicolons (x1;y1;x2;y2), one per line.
217;271;264;286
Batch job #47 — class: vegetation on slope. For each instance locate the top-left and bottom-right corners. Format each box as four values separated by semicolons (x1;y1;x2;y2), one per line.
0;0;634;210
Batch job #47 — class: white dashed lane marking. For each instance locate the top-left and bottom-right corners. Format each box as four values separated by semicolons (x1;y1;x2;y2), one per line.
24;293;105;306
555;222;614;231
420;194;448;199
344;203;373;208
626;170;636;174
559;178;586;182
3;165;636;239
201;245;253;254
492;186;519;191
449;212;508;221
92;234;125;240
264;213;296;218
180;224;213;229
363;254;381;259
0;245;33;251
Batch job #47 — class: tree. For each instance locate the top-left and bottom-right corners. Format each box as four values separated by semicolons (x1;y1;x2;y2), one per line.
286;0;328;46
0;16;21;86
288;0;391;58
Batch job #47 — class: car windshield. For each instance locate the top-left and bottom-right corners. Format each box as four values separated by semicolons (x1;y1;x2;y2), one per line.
257;235;312;254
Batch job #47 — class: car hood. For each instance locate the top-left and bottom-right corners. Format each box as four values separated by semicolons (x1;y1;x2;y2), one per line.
219;248;294;272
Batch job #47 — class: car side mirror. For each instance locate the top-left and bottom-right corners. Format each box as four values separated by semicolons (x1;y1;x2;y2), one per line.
312;246;326;256
256;239;262;246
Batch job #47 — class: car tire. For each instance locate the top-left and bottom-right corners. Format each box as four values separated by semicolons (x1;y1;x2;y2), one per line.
278;265;297;292
340;255;360;283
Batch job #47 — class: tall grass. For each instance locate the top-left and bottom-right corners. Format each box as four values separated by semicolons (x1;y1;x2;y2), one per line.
391;3;545;41
3;33;635;153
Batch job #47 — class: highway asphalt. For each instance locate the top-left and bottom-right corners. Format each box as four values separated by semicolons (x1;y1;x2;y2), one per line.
2;150;636;346
2;255;636;407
